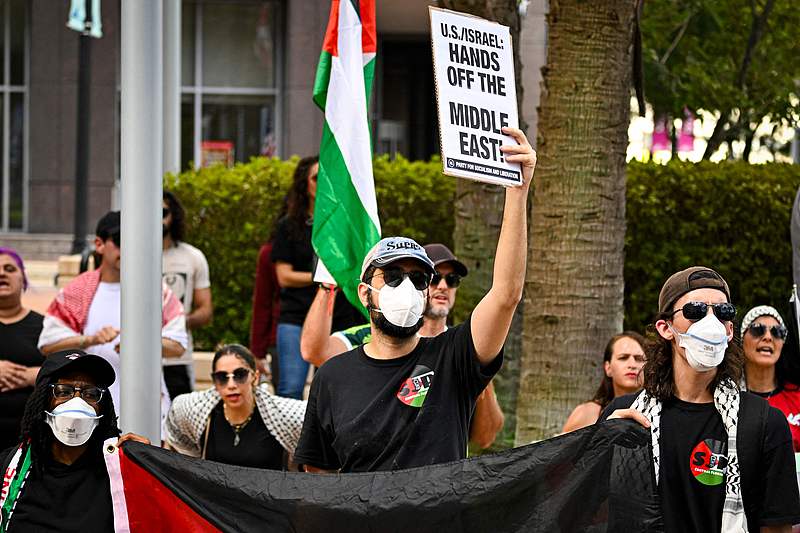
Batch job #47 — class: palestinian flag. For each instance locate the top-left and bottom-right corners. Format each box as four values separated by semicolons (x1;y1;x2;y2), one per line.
311;0;380;316
94;421;662;532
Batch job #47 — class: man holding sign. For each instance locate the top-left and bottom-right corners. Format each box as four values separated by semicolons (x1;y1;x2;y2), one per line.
295;127;535;473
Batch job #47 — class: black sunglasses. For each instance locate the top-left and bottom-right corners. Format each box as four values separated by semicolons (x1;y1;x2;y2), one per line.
211;367;252;386
747;322;788;340
50;383;105;404
372;268;430;290
671;301;736;322
431;271;461;288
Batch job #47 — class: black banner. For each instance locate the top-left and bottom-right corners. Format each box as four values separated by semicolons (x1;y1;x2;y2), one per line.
122;419;663;533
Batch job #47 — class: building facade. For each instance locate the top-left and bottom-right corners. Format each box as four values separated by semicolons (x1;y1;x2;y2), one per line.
2;0;546;254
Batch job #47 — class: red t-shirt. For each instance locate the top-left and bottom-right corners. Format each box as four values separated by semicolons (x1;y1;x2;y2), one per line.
767;385;800;452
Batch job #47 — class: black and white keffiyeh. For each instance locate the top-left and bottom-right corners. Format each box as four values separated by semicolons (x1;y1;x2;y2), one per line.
165;384;306;457
631;378;747;532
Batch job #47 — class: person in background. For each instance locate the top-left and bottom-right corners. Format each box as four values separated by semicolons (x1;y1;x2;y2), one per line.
38;211;187;431
0;247;44;451
300;243;505;449
740;305;800;451
250;241;281;389
271;156;360;399
163;191;213;398
0;350;148;531
561;331;645;433
165;344;305;469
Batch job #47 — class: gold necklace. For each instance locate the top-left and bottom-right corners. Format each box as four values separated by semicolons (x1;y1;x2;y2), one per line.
223;403;255;447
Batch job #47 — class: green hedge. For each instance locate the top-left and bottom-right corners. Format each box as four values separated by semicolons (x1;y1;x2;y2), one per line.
168;156;800;349
625;161;800;331
166;155;455;350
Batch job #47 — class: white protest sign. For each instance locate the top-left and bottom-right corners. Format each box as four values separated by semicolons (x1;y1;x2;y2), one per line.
429;7;522;187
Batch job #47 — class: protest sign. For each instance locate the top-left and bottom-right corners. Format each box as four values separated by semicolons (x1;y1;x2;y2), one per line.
429;7;522;187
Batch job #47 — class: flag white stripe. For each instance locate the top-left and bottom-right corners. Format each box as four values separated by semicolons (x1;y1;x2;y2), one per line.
325;0;380;231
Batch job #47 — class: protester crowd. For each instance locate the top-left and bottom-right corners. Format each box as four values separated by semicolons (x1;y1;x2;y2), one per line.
3;128;800;531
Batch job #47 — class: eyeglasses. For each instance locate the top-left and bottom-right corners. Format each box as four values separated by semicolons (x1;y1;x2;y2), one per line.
431;271;461;288
211;368;252;386
671;301;736;322
50;383;105;404
162;207;170;218
371;268;430;290
747;322;788;340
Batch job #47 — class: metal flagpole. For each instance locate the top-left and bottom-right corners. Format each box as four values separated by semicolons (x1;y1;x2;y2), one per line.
163;0;181;174
120;0;163;442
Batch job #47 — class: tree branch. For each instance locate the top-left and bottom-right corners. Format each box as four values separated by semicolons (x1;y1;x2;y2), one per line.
659;11;692;65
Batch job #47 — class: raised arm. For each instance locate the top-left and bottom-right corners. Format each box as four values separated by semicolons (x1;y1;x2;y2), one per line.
470;127;536;366
301;286;350;367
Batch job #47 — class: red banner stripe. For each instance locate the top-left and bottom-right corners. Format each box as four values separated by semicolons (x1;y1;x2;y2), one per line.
321;0;340;56
119;449;220;533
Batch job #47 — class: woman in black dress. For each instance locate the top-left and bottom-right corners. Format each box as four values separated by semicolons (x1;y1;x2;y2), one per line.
0;247;44;451
165;344;306;469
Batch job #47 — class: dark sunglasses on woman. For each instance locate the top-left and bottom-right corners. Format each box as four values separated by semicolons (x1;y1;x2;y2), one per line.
670;301;736;322
372;268;431;290
747;322;788;340
50;383;105;404
211;367;252;386
431;271;461;288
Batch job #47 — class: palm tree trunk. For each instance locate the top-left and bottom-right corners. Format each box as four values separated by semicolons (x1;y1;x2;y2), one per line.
516;0;636;444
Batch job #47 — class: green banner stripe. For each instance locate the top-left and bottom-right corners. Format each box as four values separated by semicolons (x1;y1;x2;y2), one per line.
313;122;380;318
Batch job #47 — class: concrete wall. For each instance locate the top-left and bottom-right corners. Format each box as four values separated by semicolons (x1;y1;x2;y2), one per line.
282;1;328;158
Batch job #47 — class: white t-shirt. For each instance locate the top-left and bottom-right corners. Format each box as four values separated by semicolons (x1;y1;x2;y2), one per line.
84;282;171;430
162;241;211;366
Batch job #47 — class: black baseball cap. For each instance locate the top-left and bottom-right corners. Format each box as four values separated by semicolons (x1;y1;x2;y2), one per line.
423;243;468;277
36;350;116;388
96;211;120;242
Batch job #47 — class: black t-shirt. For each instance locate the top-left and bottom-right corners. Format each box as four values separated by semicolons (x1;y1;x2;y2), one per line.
204;402;285;470
294;316;502;472
10;446;114;532
601;392;800;532
270;216;366;330
0;311;44;450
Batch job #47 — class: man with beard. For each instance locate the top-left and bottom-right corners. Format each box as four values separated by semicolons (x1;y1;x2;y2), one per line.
162;191;214;398
294;127;534;473
299;243;504;448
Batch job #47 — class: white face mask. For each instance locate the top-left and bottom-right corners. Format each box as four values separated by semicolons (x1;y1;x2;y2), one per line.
670;313;731;372
45;397;103;447
368;277;426;328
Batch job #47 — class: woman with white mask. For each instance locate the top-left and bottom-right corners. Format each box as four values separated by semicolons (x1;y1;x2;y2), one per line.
0;350;148;532
601;266;800;533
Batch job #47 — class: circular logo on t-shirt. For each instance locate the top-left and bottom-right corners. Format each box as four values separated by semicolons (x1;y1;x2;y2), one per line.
396;365;434;407
689;438;727;486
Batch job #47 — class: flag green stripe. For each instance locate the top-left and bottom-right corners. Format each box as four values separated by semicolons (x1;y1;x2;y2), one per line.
312;121;380;317
314;52;376;111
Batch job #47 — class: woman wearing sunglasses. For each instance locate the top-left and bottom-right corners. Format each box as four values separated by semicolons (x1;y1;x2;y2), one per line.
740;305;800;451
561;331;646;433
165;344;306;469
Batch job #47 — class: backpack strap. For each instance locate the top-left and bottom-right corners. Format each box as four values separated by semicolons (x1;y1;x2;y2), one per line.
735;392;771;516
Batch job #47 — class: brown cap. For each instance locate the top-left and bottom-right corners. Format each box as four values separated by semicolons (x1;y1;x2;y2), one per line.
658;266;731;314
423;243;468;277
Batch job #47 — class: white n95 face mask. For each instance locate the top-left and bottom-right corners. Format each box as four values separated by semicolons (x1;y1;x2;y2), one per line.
45;396;103;446
369;277;426;328
670;313;730;372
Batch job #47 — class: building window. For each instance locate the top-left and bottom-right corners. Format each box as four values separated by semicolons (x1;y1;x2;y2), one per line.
1;0;27;231
182;0;281;169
